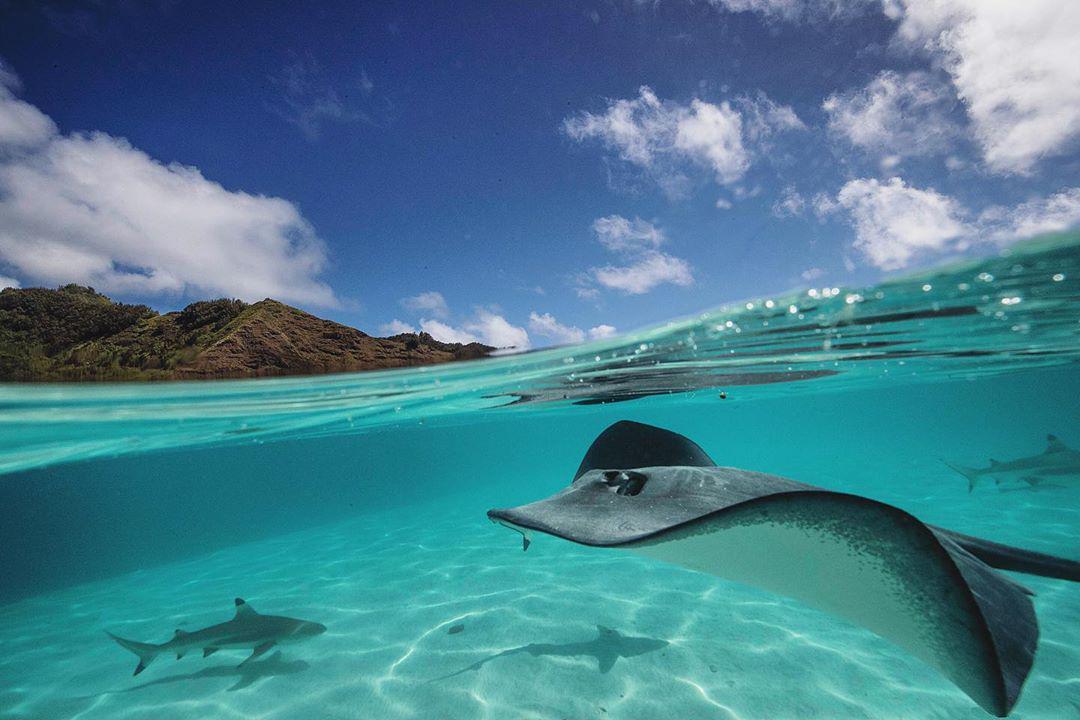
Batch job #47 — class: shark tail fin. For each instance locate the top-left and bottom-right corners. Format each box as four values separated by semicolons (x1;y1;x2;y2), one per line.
942;460;981;492
107;632;163;676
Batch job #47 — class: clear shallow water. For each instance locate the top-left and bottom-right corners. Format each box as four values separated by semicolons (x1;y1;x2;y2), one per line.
1;234;1079;719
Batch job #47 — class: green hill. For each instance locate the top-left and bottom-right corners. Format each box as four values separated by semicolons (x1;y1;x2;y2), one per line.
0;285;491;381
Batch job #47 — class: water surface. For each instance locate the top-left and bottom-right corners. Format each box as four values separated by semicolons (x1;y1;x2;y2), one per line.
1;234;1078;719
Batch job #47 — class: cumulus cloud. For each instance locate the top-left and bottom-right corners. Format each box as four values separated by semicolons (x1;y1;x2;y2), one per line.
0;67;336;306
823;70;961;161
800;267;824;281
673;99;749;186
419;318;476;345
0;274;19;289
588;324;618;340
824;177;969;269
563;86;801;195
528;311;586;345
978;188;1080;243
421;310;530;350
401;290;449;318
579;215;693;295
379;319;416;335
463;310;530;349
594;252;694;294
887;0;1080;174
823;177;1080;269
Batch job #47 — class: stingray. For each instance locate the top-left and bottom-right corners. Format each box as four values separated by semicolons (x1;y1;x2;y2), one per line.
487;421;1080;717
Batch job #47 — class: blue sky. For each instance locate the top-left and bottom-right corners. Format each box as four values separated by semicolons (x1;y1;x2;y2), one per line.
0;1;1078;348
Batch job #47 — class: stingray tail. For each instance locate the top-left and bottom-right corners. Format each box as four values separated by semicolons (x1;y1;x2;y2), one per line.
107;632;163;676
943;460;981;492
940;530;1080;583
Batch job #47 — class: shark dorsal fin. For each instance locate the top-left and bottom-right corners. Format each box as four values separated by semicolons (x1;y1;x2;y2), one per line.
573;421;716;481
1045;434;1066;453
989;459;1001;467
234;598;258;618
174;629;189;639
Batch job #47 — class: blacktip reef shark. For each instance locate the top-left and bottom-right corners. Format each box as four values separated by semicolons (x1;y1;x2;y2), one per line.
488;421;1080;717
108;598;326;676
945;434;1080;492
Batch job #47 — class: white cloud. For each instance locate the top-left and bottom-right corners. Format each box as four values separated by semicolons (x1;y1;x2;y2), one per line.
772;185;806;217
528;311;586;345
827;177;969;269
421;310;530;350
823;70;961;160
801;267;824;281
674;99;749;186
0;61;56;148
824;179;1080;269
812;192;838;219
0;133;336;306
715;197;733;210
379;319;416;335
464;309;530;349
594;252;694;294
401;290;449;318
0;274;19;289
591;215;665;253
0;63;337;307
738;91;806;143
563;86;800;193
580;214;693;295
588;324;618;340
707;0;877;22
887;0;1080;174
978;188;1080;243
420;318;477;345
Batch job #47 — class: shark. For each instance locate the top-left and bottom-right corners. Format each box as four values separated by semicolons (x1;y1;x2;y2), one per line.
487;421;1080;717
945;434;1080;492
108;598;326;676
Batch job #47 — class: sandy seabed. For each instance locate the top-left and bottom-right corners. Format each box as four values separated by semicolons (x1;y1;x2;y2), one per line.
1;497;1077;720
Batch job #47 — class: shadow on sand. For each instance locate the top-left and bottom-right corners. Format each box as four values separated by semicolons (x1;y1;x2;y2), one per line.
433;624;668;680
116;651;310;693
31;653;310;719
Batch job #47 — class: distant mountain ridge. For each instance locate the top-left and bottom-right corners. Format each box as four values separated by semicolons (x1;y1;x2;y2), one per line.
0;285;492;381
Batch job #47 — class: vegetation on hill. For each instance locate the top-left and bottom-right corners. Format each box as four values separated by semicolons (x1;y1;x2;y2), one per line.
0;285;491;381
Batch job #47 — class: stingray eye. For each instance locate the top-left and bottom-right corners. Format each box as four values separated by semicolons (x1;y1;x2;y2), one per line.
602;470;648;496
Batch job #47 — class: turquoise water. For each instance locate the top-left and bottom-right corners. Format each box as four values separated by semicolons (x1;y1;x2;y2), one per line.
1;235;1079;719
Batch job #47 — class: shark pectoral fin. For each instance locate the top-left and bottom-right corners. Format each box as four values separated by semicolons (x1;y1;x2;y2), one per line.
203;647;219;658
596;650;618;674
239;641;275;667
175;651;186;660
